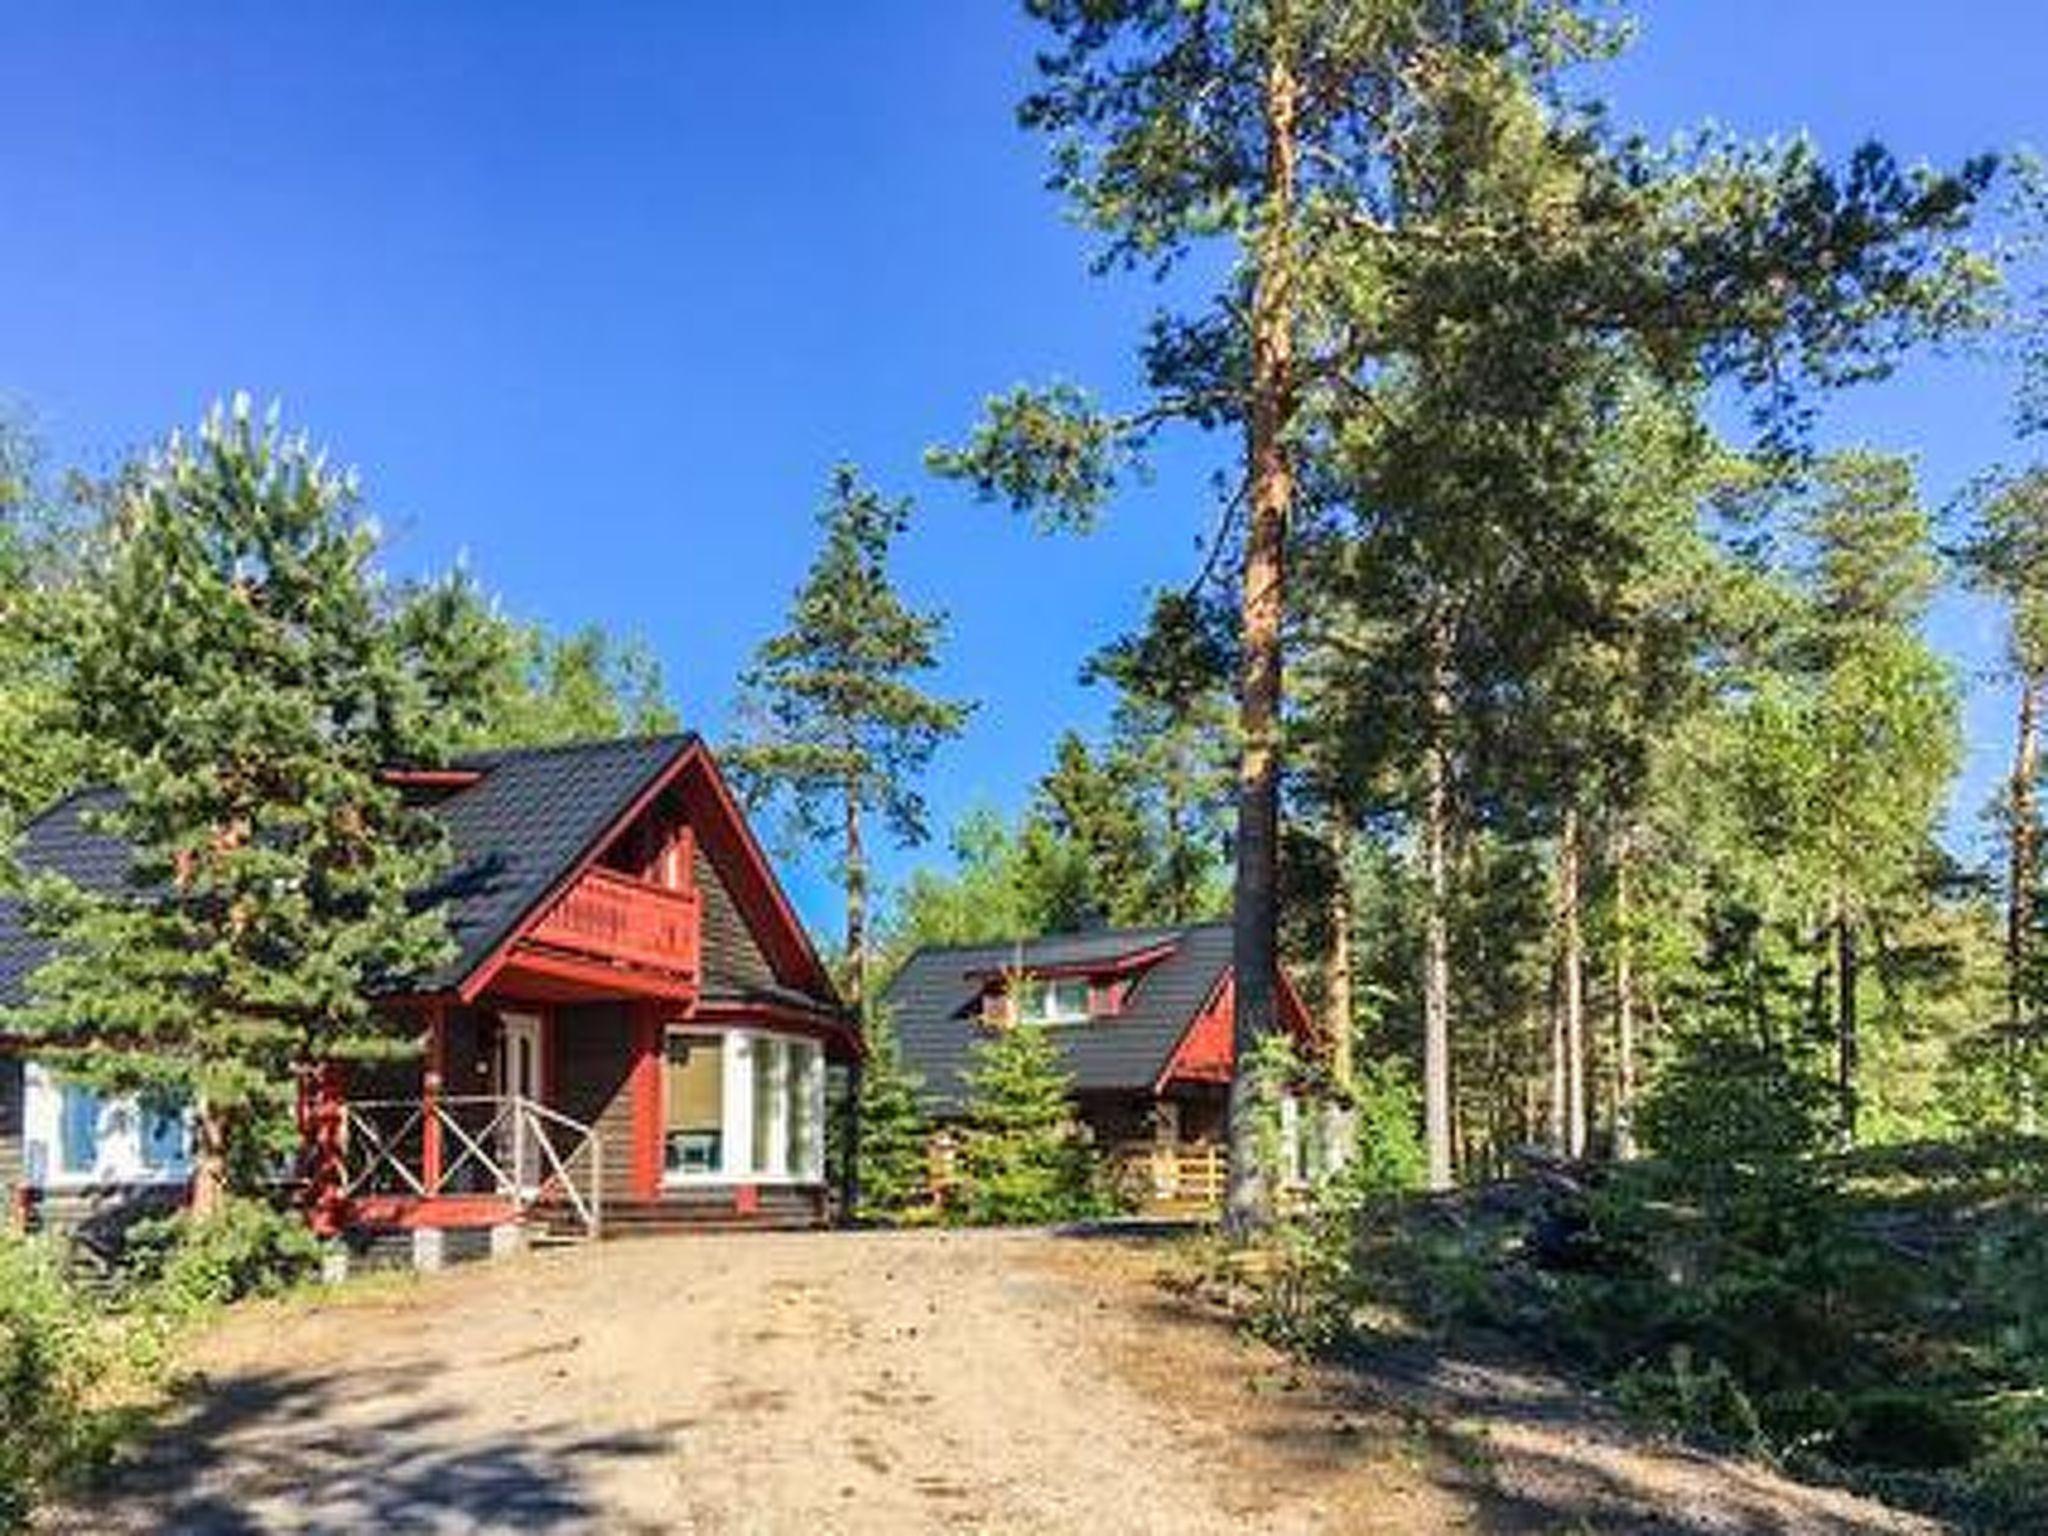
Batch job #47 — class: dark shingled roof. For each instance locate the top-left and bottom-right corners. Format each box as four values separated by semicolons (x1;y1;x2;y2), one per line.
418;734;691;990
0;734;699;1006
881;922;1232;1114
0;787;131;1008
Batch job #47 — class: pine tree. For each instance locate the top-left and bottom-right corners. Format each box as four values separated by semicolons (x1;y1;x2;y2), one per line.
394;566;678;751
1959;159;2048;1126
1081;591;1235;923
1790;453;1957;1142
958;1010;1096;1225
9;399;458;1213
728;465;973;1008
1965;476;2048;1129
853;1004;932;1219
935;0;1988;1223
0;417;88;836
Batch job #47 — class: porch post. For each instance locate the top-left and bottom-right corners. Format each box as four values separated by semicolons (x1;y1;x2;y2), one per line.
630;1002;663;1200
422;1000;447;1192
539;1006;556;1107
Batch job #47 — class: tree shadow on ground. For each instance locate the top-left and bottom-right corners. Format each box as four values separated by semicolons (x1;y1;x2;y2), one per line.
53;1355;676;1535
1114;1269;1916;1536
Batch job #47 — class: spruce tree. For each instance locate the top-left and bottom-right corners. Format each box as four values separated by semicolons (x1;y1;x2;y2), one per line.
728;465;973;1007
1031;732;1155;926
10;398;457;1214
851;1004;932;1220
958;1011;1095;1224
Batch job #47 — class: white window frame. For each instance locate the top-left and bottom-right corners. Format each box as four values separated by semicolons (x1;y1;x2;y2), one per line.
21;1062;194;1189
661;1027;826;1187
1017;976;1091;1026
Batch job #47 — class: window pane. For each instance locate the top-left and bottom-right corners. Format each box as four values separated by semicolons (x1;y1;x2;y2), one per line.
786;1042;817;1180
664;1033;723;1176
139;1103;190;1173
1018;978;1088;1024
752;1037;781;1174
59;1084;101;1176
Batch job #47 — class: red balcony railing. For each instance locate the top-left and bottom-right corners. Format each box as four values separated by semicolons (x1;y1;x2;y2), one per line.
528;865;700;979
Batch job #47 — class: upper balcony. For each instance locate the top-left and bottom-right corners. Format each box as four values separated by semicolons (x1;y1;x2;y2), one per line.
518;864;701;994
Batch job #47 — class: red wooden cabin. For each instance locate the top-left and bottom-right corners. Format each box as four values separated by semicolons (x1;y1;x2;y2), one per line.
1;735;857;1254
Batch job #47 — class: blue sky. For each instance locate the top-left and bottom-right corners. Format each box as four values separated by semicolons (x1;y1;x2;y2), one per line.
2;3;2043;932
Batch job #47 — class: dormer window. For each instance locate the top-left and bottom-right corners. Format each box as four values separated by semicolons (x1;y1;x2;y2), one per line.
1017;976;1091;1025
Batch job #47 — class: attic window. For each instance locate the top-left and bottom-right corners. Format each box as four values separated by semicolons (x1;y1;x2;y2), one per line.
1016;977;1091;1025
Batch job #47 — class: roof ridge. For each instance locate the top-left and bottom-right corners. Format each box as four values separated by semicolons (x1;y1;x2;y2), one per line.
453;731;697;769
894;920;1224;961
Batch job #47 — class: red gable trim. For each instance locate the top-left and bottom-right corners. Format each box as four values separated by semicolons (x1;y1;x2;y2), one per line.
963;940;1179;985
1154;965;1320;1092
680;746;838;1003
455;740;840;1011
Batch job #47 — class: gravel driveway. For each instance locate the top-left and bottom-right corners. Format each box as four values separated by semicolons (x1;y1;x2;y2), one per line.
57;1228;1932;1534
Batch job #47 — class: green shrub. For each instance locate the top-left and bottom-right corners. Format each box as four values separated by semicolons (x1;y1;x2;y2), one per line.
0;1205;322;1529
1612;1346;1765;1450
125;1199;321;1318
0;1237;129;1528
1342;1058;1427;1196
1635;1032;1835;1179
1828;1388;1983;1471
1241;1210;1357;1355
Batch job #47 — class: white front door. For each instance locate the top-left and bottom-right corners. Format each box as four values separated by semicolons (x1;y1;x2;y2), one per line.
494;1012;543;1194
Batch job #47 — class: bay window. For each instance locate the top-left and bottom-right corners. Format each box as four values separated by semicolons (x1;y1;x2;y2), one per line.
662;1028;824;1183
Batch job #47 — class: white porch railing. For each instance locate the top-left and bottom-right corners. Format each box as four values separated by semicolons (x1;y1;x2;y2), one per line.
340;1094;603;1241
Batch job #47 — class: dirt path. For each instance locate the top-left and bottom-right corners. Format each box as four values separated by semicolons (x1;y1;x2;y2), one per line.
57;1229;1933;1534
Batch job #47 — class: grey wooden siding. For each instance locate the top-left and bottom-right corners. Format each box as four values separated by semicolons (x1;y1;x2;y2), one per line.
443;1006;492;1097
692;842;777;992
0;1054;22;1203
554;1002;639;1207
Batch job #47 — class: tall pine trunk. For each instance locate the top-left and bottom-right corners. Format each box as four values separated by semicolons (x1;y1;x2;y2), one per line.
1835;890;1859;1146
1422;608;1455;1190
1324;815;1355;1089
844;787;867;1013
1557;806;1587;1159
1613;826;1639;1158
1547;1008;1567;1151
1165;762;1192;924
1223;23;1298;1237
2009;673;2040;1132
